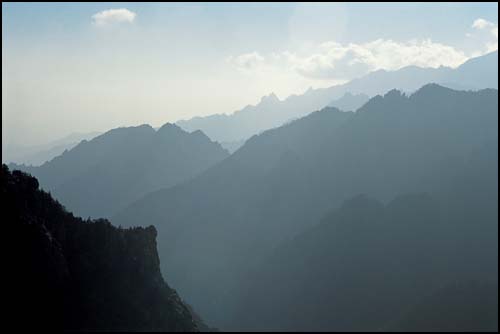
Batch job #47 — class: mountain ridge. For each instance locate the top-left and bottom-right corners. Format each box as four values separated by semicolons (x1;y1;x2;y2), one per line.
9;123;229;218
4;165;207;331
177;51;498;143
114;84;498;327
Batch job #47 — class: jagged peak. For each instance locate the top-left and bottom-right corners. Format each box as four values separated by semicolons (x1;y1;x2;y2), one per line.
260;92;280;104
384;88;406;99
355;89;406;113
410;83;455;99
157;122;186;135
190;129;211;141
157;124;218;145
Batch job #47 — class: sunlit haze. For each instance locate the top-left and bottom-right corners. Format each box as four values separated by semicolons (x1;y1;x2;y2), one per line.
2;2;498;147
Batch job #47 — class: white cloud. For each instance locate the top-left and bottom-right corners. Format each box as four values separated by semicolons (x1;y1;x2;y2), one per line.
229;18;499;81
280;45;371;80
227;52;266;73
469;18;498;54
472;18;495;30
230;39;468;81
92;8;136;26
293;39;469;79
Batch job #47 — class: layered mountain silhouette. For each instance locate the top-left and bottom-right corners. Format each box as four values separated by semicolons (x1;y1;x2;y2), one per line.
219;138;247;154
9;123;228;218
177;51;498;143
3;165;208;331
232;188;498;331
115;84;498;327
328;92;370;111
2;131;101;166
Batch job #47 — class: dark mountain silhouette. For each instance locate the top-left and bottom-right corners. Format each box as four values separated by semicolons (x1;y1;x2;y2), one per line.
232;188;497;331
177;51;498;143
388;281;498;332
3;165;208;331
114;84;498;328
9;123;228;218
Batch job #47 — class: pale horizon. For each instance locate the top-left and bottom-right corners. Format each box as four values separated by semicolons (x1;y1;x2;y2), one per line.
2;2;498;147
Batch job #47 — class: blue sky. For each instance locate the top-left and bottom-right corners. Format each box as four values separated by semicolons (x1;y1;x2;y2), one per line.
3;3;498;53
2;2;498;146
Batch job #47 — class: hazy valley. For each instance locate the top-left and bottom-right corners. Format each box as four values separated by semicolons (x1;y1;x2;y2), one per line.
3;3;498;332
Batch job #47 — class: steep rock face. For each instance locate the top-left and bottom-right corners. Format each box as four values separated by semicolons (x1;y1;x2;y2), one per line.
3;165;203;332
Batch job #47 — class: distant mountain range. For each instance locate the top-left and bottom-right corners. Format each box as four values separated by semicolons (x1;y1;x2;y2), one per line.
7;51;497;331
5;52;496;163
114;84;498;328
3;165;207;331
9;123;228;218
177;51;498;144
2;131;101;166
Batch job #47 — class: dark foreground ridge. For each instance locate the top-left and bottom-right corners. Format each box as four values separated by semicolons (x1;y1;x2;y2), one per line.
3;164;207;331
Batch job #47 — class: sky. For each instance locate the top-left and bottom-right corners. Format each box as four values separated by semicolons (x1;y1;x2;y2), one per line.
2;2;498;147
